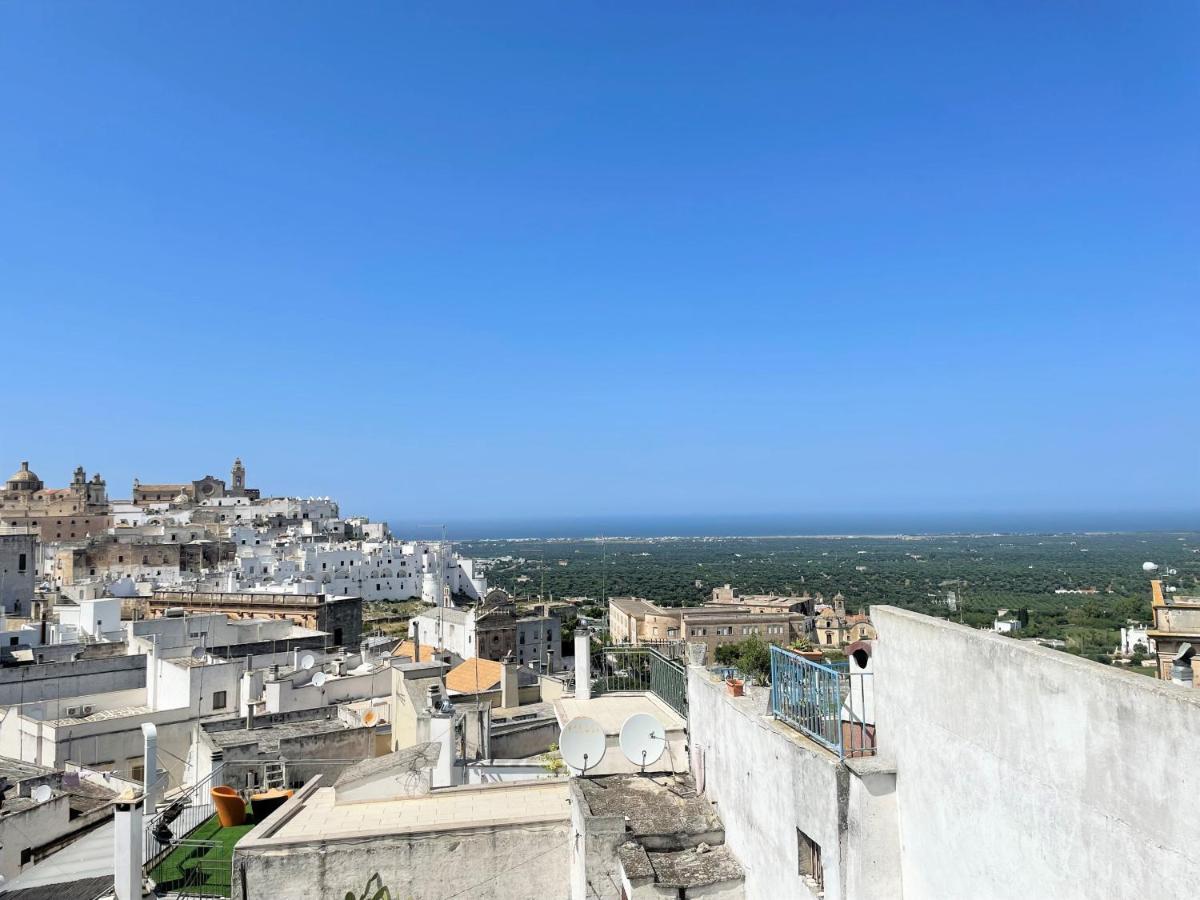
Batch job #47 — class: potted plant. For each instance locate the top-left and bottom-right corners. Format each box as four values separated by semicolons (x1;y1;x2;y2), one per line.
726;676;745;697
792;638;824;663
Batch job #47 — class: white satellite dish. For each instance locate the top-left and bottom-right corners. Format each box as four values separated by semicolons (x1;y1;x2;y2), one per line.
559;716;606;775
298;653;316;671
619;713;666;770
311;672;328;689
1143;561;1159;573
191;646;206;660
31;785;53;804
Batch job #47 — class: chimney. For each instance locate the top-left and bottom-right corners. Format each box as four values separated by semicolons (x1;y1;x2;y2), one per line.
412;621;421;663
113;794;144;900
500;653;519;710
430;708;455;788
1171;643;1195;687
140;723;158;813
575;630;591;701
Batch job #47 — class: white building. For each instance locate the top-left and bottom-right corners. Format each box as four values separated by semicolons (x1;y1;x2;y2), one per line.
1119;624;1155;657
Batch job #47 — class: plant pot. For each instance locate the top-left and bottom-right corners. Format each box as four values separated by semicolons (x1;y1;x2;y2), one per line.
797;651;825;663
211;785;246;827
250;788;291;822
726;679;745;697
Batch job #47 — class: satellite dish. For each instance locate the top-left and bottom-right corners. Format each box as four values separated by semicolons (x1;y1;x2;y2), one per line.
559;716;605;775
311;672;328;688
191;646;206;660
298;654;316;671
31;785;53;804
1143;561;1159;573
619;713;666;770
362;710;379;727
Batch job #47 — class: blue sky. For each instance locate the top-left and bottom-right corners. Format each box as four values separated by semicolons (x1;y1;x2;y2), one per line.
1;3;1196;525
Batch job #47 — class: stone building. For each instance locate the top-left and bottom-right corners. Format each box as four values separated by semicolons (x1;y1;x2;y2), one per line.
1148;578;1200;685
814;594;877;649
0;462;110;541
131;457;259;506
609;596;809;658
0;531;37;614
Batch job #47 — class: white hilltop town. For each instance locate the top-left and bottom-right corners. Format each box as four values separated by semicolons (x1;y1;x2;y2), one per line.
0;459;1194;899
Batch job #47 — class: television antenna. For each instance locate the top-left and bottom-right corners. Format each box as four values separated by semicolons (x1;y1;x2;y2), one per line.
311;672;328;689
190;645;206;661
619;713;666;771
31;785;53;804
298;653;316;672
559;717;605;776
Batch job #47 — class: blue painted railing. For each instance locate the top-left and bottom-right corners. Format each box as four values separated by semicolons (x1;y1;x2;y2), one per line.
769;645;875;758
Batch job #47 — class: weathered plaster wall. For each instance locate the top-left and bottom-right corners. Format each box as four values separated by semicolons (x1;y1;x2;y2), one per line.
687;669;846;900
0;655;145;706
872;605;1200;900
234;819;570;900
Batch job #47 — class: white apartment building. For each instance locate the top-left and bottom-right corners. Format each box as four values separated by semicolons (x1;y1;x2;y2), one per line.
228;540;486;603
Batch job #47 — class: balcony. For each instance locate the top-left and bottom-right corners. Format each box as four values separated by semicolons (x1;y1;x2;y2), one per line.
768;644;875;759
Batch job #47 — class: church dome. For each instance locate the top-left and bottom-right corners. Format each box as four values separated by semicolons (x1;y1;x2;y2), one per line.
6;461;43;491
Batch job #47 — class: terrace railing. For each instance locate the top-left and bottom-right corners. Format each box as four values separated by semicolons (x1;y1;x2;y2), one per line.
152;839;232;898
144;763;226;869
593;646;688;718
769;645;875;759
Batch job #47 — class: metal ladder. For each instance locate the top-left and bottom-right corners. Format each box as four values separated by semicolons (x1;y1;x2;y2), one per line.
262;760;287;789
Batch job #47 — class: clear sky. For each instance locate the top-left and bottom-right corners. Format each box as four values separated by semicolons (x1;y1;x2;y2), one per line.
1;3;1196;526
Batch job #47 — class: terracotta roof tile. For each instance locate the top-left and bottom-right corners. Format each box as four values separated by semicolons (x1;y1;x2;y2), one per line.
446;657;503;694
391;640;439;662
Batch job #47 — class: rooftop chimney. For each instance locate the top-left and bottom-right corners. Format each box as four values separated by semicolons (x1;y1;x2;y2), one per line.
575;630;591;701
500;653;519;710
1172;643;1195;687
140;723;158;813
113;793;143;900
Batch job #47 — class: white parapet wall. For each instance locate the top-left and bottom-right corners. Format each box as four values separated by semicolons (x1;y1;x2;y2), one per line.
686;667;901;900
872;605;1200;899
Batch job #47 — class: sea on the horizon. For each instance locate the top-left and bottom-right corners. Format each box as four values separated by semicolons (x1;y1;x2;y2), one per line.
386;511;1198;542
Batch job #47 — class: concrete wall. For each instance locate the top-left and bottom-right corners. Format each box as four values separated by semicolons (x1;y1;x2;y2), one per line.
687;670;846;899
263;667;390;714
0;794;71;879
688;667;901;899
491;717;560;759
234;816;569;900
872;605;1200;900
0;655;145;706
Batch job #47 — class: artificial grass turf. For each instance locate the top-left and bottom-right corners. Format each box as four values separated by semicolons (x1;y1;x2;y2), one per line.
151;808;256;893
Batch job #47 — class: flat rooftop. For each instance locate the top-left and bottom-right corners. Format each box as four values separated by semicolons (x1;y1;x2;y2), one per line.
578;774;721;843
554;692;685;734
44;704;153;727
552;693;688;775
247;779;570;846
205;717;352;752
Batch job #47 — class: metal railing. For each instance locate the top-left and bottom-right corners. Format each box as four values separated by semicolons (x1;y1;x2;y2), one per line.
144;763;226;868
769;645;875;759
150;839;232;898
593;646;688;718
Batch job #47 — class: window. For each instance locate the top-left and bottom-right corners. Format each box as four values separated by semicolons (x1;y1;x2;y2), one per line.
798;829;824;890
17;553;25;571
9;637;17;646
212;691;227;710
131;764;145;782
20;848;31;867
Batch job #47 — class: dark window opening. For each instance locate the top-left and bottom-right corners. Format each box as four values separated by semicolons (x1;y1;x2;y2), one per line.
798;828;824;891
